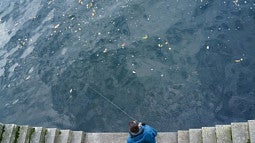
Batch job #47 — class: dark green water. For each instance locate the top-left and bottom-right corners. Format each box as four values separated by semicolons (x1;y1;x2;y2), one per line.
0;0;255;132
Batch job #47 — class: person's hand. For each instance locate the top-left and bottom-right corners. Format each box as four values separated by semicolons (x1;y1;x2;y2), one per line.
138;122;142;127
138;122;146;127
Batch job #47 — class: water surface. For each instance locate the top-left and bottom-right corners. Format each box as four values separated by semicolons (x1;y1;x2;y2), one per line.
0;0;255;132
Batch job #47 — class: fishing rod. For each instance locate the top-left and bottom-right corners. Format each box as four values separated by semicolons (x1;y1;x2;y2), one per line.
88;86;137;121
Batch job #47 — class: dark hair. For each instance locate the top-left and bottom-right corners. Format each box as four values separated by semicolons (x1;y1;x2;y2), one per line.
129;121;139;133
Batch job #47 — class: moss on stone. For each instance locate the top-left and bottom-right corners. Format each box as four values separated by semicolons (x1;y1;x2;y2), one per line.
28;128;35;143
14;126;20;143
0;125;5;142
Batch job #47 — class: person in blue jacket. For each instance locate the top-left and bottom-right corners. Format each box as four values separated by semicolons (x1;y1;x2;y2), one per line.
127;120;157;143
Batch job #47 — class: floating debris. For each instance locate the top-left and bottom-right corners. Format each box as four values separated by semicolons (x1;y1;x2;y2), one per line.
78;0;82;4
142;35;148;40
54;24;60;29
25;76;31;80
121;43;126;48
103;48;108;53
233;0;239;6
132;70;136;74
91;9;96;17
12;99;19;105
206;46;210;50
235;58;243;63
158;44;163;48
87;2;93;9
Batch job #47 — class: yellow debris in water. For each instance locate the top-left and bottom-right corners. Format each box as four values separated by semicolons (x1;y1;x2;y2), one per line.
87;3;93;9
92;9;96;16
142;35;148;39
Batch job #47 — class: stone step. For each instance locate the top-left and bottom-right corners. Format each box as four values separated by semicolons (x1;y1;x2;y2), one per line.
0;120;255;143
0;123;4;140
248;120;255;143
56;130;72;143
1;124;18;143
215;125;232;143
202;127;216;143
157;132;177;143
84;133;127;143
30;127;47;143
231;122;249;143
178;130;189;143
71;131;84;143
189;129;202;143
17;125;33;143
45;128;60;143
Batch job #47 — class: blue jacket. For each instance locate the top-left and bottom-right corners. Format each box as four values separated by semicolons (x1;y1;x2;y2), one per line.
127;125;157;143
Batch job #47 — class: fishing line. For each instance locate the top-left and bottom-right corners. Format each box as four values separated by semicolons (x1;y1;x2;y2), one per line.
88;86;137;121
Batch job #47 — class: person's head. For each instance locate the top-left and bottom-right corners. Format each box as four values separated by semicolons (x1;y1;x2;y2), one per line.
129;120;139;134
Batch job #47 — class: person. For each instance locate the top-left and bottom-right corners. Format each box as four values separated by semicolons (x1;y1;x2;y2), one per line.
127;120;157;143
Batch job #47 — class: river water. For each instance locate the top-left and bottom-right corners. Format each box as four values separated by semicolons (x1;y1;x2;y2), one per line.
0;0;255;132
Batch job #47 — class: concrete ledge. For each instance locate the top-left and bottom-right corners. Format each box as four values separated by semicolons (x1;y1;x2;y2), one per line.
215;125;232;143
17;125;33;143
178;130;189;143
84;133;127;143
71;131;84;143
45;128;60;143
2;124;18;143
30;127;47;143
0;120;255;142
231;122;249;143
157;132;177;143
249;120;255;143
202;127;216;143
189;129;202;143
56;130;72;143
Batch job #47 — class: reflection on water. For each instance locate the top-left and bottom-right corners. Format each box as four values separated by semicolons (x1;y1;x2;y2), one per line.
0;0;255;131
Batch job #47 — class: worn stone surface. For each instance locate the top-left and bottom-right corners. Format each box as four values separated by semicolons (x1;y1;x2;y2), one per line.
231;122;249;143
84;133;127;143
1;120;255;143
178;130;189;143
1;124;18;143
202;127;216;143
248;120;255;143
0;123;4;139
215;125;232;143
71;131;84;143
189;129;202;143
157;132;177;143
30;127;47;143
56;130;72;143
17;125;33;143
45;128;60;143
